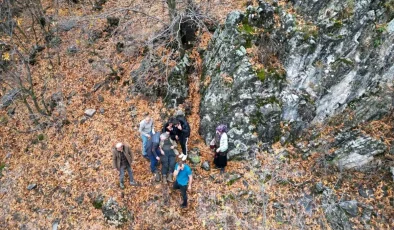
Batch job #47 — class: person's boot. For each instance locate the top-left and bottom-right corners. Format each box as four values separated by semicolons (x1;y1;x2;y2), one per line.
120;182;125;189
220;167;225;174
162;174;167;184
155;172;161;182
167;173;173;183
129;180;137;185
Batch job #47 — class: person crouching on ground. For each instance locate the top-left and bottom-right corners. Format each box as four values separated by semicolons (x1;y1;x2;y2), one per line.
211;124;228;174
112;142;136;189
159;132;178;184
162;117;179;141
173;161;192;208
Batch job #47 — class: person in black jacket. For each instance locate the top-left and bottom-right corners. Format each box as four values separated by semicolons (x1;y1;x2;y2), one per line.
162;118;179;141
175;111;190;161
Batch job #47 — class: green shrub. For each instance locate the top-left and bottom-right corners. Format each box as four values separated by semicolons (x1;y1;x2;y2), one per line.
37;134;45;141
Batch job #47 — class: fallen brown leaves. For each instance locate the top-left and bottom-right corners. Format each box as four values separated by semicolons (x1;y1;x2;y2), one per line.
1;0;394;229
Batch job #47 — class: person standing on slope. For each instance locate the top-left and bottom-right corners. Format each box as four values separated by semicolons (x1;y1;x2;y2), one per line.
139;112;155;160
159;132;178;184
173;161;193;208
112;142;136;189
211;124;228;174
174;110;190;161
145;132;162;182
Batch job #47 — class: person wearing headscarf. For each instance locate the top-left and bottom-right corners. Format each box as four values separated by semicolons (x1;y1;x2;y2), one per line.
210;124;228;173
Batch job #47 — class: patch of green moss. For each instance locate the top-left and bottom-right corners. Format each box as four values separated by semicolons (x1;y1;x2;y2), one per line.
245;37;252;48
37;134;45;141
0;162;5;177
376;24;387;34
256;97;281;107
93;199;103;209
374;39;382;47
0;116;8;124
238;17;256;35
333;20;343;29
239;23;255;34
256;69;266;82
337;58;354;66
274;6;281;14
256;67;286;83
298;24;319;41
384;0;394;18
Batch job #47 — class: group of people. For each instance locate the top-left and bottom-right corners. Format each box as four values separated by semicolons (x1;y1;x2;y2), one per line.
112;111;229;208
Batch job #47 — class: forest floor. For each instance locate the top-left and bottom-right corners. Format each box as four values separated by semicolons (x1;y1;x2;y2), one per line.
1;0;394;229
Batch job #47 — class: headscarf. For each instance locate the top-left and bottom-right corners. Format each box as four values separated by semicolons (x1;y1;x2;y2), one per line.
216;124;228;133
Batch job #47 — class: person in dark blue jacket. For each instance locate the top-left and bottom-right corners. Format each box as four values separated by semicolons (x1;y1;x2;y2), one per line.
145;132;161;182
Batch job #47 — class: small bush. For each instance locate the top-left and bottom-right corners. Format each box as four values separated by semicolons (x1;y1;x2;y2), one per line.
37;134;45;141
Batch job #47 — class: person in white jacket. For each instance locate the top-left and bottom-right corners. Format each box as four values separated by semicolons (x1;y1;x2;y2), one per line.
210;124;228;174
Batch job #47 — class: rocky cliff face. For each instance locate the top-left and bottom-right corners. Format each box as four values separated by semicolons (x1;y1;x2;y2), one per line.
199;0;393;162
199;6;285;160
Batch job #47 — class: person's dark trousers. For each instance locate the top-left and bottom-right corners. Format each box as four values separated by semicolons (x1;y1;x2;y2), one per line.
179;135;188;155
168;152;176;173
173;181;188;206
161;151;176;175
120;164;134;183
161;154;169;175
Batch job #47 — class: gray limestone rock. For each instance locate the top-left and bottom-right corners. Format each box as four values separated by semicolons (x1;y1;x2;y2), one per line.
84;109;96;117
102;197;132;227
0;89;20;109
322;188;352;230
331;131;387;169
201;161;210;171
58;20;77;32
338;200;358;217
27;184;37;190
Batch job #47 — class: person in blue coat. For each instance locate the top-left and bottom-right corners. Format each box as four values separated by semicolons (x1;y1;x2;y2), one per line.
145;132;161;182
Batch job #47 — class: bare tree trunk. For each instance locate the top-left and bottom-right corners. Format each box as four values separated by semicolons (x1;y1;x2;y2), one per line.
22;95;39;125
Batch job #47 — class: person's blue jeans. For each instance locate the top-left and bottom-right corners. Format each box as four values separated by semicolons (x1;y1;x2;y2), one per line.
141;132;152;156
119;165;134;183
